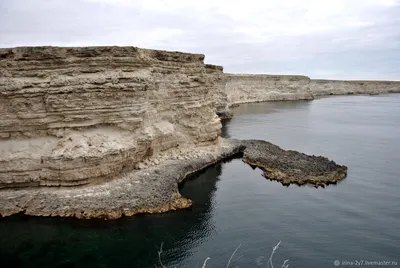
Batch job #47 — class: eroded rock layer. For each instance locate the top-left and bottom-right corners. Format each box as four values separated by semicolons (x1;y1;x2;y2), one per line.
206;64;233;119
310;79;400;96
0;46;224;188
225;74;314;106
224;74;400;107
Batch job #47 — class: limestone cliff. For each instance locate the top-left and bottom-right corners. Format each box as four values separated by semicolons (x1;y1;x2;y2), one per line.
224;74;400;106
225;74;314;106
205;64;232;119
0;46;222;188
310;79;400;96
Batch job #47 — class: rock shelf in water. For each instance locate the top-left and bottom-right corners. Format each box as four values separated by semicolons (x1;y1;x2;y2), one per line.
0;139;347;219
241;140;347;187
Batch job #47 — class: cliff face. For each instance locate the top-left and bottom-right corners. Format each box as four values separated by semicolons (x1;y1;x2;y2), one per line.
310;79;400;96
0;46;223;188
206;64;232;118
225;74;314;106
224;74;400;106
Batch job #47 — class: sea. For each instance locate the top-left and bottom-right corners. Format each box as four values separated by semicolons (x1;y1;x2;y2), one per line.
1;94;399;268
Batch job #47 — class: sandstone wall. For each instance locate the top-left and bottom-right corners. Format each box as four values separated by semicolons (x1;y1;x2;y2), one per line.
225;74;314;106
310;79;400;96
0;46;223;188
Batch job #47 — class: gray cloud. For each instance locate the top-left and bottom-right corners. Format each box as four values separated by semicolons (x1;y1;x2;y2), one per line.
1;0;399;79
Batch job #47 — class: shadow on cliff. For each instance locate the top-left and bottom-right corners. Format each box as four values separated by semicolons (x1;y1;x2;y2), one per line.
221;119;232;138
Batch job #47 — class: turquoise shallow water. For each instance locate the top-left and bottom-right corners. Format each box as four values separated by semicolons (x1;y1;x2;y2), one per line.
1;94;400;268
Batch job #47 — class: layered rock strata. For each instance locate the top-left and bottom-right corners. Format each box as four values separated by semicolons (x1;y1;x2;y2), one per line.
224;74;400;107
225;74;314;106
206;64;233;119
310;79;400;96
0;46;223;188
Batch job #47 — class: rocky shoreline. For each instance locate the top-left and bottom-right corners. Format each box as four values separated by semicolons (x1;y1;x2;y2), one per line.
0;139;242;219
2;45;392;220
0;138;347;219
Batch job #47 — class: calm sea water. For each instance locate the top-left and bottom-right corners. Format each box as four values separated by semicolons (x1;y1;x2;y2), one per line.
1;94;399;268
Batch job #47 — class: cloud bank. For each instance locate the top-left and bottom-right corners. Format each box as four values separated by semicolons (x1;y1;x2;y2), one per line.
1;0;399;79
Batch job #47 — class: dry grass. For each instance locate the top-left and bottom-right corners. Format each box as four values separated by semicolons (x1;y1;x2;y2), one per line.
158;241;289;268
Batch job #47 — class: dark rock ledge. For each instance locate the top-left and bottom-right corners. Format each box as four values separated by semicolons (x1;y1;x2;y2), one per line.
0;139;347;220
216;110;234;120
240;139;347;187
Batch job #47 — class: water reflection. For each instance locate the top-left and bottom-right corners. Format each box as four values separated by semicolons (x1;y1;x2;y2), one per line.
231;100;312;116
224;100;313;148
0;163;225;268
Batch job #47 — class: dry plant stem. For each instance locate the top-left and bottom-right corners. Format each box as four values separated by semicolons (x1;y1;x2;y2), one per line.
157;240;288;268
158;242;167;268
226;244;242;268
268;241;281;268
202;257;211;268
281;259;290;268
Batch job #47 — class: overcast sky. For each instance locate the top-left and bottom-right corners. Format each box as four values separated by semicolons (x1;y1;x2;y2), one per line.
1;0;399;80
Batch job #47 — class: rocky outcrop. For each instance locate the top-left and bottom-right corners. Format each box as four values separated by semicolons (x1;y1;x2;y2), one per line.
241;140;347;187
0;46;223;188
225;74;314;106
310;79;400;96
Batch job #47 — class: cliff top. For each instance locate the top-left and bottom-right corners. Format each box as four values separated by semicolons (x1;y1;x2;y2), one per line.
225;73;310;80
312;79;400;83
0;45;206;63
